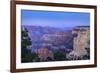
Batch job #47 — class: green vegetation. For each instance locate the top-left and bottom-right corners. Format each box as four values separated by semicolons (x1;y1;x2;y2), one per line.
21;28;39;63
54;50;66;61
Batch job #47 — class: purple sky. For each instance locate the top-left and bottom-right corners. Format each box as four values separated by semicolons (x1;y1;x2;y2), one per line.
21;10;90;28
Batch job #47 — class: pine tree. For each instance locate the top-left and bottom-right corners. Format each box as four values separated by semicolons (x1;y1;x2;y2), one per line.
21;27;34;62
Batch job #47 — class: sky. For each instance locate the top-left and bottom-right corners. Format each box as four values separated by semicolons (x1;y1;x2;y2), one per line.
21;9;90;28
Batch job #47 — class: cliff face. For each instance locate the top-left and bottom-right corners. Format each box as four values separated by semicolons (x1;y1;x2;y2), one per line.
69;26;90;56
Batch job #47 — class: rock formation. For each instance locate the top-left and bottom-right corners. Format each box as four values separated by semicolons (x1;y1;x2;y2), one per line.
68;26;90;58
